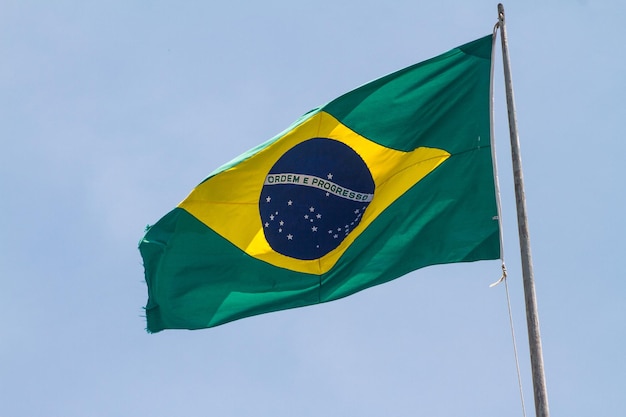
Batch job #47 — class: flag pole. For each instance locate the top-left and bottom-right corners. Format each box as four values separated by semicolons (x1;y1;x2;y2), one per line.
497;4;550;417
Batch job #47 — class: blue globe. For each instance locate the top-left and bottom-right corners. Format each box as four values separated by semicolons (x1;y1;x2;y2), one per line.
259;138;375;260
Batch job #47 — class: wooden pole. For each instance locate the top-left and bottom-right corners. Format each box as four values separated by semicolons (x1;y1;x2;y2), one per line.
497;4;550;417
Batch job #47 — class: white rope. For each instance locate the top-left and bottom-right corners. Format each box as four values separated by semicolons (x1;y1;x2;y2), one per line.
489;21;506;266
503;268;527;417
490;22;527;417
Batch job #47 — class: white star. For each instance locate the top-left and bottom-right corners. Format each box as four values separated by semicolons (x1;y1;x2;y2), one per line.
327;173;333;179
278;228;282;233
328;230;333;234
279;220;284;226
333;234;338;239
270;214;275;221
266;196;271;203
287;200;293;206
304;214;309;219
264;222;269;227
309;207;315;212
325;192;330;197
287;234;293;240
316;213;322;219
354;209;360;214
312;226;318;232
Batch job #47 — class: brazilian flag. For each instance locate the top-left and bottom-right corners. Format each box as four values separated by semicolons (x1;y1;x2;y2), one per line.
140;35;500;332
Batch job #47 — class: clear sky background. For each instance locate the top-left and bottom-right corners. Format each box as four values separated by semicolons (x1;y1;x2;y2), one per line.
1;1;624;416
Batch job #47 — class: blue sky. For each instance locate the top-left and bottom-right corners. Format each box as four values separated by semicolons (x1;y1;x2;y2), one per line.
1;1;624;416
